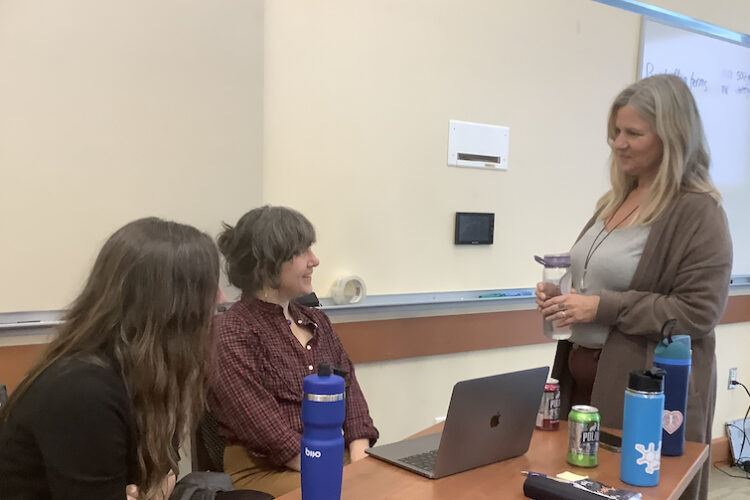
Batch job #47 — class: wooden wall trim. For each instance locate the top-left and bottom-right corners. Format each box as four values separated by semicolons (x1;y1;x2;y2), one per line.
336;309;551;364
339;294;750;364
2;296;749;391
711;436;731;465
719;294;750;325
0;344;48;394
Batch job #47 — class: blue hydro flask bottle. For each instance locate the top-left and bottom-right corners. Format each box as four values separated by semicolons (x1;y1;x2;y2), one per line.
653;321;691;456
621;368;665;487
301;362;346;500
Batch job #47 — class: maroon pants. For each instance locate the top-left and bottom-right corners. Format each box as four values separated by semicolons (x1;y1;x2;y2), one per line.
567;344;602;407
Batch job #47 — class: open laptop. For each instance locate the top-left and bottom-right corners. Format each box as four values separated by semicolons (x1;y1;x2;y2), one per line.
365;366;548;479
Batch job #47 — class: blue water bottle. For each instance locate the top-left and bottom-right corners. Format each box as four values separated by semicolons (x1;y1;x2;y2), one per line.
653;323;691;456
621;368;665;487
301;362;346;500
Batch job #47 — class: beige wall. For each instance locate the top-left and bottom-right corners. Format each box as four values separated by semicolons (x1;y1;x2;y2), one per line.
712;322;750;441
263;0;631;297
260;0;750;444
1;0;748;457
0;0;264;312
263;0;750;299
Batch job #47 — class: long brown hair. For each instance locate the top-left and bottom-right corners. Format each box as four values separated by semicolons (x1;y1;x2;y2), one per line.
597;74;721;224
1;218;219;498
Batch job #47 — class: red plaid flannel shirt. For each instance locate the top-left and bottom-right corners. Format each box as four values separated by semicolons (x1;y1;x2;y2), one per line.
208;297;378;466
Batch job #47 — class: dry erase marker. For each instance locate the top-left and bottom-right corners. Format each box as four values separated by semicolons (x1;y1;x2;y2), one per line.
478;291;532;298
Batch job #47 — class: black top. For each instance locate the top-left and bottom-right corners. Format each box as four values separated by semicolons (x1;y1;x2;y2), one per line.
0;356;138;500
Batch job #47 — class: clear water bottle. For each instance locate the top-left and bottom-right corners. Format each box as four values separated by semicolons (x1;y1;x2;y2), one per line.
621;368;665;487
535;253;572;340
301;362;346;500
653;327;691;456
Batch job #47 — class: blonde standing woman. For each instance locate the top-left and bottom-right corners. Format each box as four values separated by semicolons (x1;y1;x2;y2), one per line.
536;74;732;500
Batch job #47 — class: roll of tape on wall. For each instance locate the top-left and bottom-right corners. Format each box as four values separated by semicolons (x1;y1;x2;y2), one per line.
330;276;366;305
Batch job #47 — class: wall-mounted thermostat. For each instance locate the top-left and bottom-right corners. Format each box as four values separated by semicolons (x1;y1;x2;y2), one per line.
455;212;494;245
448;120;509;170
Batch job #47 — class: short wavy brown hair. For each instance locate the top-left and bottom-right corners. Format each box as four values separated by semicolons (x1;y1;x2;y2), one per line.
218;206;316;294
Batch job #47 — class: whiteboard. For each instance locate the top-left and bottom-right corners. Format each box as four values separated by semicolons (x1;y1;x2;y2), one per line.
640;18;750;275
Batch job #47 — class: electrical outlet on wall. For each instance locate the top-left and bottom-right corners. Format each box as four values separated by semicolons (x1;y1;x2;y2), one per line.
728;367;738;389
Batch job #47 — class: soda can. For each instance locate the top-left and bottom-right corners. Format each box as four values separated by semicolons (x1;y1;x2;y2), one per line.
567;405;600;467
536;378;560;431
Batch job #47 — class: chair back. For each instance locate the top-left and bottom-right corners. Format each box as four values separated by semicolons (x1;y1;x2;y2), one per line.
192;410;226;472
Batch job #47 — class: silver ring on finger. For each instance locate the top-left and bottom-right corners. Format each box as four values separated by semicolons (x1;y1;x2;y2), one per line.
558;302;566;311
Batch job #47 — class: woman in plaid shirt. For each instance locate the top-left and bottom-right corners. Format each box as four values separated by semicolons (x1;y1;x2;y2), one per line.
209;206;378;497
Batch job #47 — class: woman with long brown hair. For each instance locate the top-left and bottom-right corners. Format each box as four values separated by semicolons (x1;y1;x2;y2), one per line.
0;217;220;499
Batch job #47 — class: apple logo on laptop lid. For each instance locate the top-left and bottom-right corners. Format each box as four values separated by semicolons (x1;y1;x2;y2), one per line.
490;412;501;428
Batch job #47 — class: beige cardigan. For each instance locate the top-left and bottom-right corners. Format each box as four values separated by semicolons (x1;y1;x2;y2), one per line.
552;191;732;442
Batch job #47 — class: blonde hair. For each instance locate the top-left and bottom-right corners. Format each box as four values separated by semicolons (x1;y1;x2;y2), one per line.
597;74;720;224
1;218;219;498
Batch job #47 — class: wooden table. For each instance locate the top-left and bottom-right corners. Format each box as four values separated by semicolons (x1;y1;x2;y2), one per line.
277;423;708;500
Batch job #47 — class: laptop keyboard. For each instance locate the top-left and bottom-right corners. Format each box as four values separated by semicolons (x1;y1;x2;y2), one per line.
400;449;438;472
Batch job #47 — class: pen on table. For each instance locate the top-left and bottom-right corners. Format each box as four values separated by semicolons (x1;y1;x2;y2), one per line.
521;470;546;477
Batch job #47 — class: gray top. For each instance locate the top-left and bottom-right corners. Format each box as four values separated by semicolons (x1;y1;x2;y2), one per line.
569;220;650;348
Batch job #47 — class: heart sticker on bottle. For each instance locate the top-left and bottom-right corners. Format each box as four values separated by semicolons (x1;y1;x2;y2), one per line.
662;410;684;434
